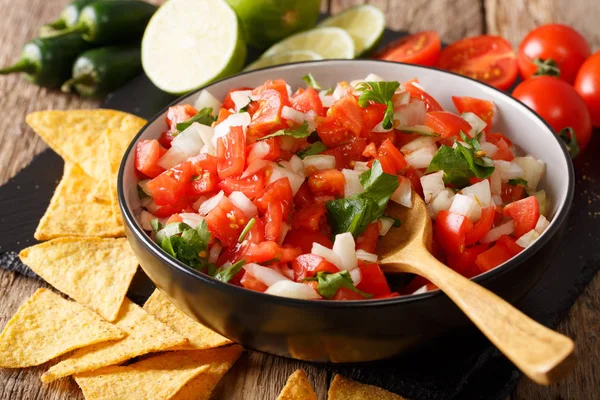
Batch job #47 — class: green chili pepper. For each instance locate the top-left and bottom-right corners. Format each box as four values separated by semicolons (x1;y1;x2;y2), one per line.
61;45;142;97
53;0;158;44
0;33;90;88
40;0;97;36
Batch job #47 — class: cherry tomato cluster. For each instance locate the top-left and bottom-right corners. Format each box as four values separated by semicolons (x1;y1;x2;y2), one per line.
374;25;599;157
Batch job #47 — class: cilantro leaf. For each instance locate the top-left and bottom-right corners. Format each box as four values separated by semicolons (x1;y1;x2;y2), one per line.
238;218;256;242
302;73;322;90
150;219;162;233
508;178;528;187
258;121;311;140
212;260;245;283
155;220;212;270
297;141;327;159
305;271;372;299
176;107;216;131
356;81;399;131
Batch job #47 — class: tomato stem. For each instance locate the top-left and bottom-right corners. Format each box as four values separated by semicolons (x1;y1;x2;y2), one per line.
558;127;580;158
533;58;561;77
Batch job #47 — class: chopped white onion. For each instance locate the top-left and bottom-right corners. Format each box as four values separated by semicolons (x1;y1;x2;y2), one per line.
393;91;411;108
461;179;492;221
513;156;545;190
481;220;515;243
212;112;251;147
356;249;378;263
364;73;384;82
277;222;290;245
243;263;289;286
516;229;540;248
405;147;435;169
490;169;502;195
302;155;336;172
288;155;305;176
394;100;426;127
319;93;334;107
282;105;307;124
194;89;222;112
391;175;412;207
332;232;358;271
179;213;204;228
286;84;293;98
311;242;343;269
428;188;455;219
400;136;437;153
461;112;487;137
140;210;156;231
268;163;304;195
372;119;392;133
197;191;225;215
379;217;394;236
230;90;253;112
265;280;321;299
421;171;445;204
413;285;429;295
229;191;258;218
480;142;498;157
341;169;364;197
534;215;550;235
349;268;362;286
332;83;347;101
158;122;205;169
248;141;270;160
353;161;369;172
191;195;210;212
495;160;525;181
449;194;476;217
492;195;503;206
241;159;270;179
138;180;152;196
208;243;221;264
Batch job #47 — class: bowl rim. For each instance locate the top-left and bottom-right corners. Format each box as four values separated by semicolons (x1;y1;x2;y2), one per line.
118;59;575;309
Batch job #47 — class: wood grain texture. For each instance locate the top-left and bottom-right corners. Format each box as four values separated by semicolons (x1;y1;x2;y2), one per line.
0;0;599;399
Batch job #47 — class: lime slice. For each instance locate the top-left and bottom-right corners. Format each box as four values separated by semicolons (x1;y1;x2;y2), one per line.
142;0;246;95
319;5;385;56
261;27;354;60
245;50;322;71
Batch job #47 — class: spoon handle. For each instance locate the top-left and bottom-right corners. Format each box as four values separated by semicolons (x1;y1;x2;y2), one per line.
396;246;576;385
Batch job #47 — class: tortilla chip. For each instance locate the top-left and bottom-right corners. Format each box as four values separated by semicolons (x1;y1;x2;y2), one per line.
327;375;408;400
34;163;125;240
19;237;138;322
74;351;211;400
42;299;187;382
143;290;232;350
26;109;146;181
0;288;125;368
170;345;245;400
277;370;317;400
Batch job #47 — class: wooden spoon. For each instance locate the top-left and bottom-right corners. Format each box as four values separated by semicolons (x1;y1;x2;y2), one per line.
376;192;575;385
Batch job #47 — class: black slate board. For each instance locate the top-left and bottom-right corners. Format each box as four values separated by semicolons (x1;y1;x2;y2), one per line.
2;28;600;400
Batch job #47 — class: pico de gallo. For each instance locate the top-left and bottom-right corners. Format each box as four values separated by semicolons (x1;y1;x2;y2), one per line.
134;73;550;301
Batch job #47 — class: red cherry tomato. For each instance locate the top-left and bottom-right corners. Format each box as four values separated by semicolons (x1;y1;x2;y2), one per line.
438;35;518;90
517;24;590;84
574;51;600;127
374;31;442;67
513;76;592;155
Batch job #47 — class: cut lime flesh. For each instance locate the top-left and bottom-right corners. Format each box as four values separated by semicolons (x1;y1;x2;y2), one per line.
261;27;355;60
245;50;322;71
142;0;245;95
319;5;385;56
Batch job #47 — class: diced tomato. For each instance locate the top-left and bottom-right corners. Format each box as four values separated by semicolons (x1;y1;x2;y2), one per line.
146;162;194;206
356;261;392;296
165;104;197;131
246;138;280;165
217;126;246;179
292;254;339;281
188;172;219;196
291;87;325;116
360;102;387;136
219;173;265;199
377;154;398;175
496;234;524;257
252;79;290;104
447;243;489;278
293;182;313;208
405;167;424;198
503;196;540;238
486;131;513;147
425;111;472;138
332;287;366;300
215;108;233;125
291;203;326;232
248;89;287;137
475;243;512;272
501;182;526;204
283;229;333;254
324;137;367;169
264;201;283;241
378;139;407;172
158;130;176;148
402;79;443;111
362;142;377;158
491;138;514;161
189;153;218;175
240;272;268;292
135;140;167;178
435;210;474;255
222;86;253;110
205;197;248;247
465;206;495;245
452;96;495;132
166;214;183;224
317;115;353;147
255;178;294;219
308;169;345;197
355;222;381;253
329;95;364;136
244;241;280;263
146;197;191;218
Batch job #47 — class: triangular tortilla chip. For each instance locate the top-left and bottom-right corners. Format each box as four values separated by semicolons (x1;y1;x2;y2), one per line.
19;237;138;322
34;163;124;240
0;288;125;368
26;109;146;181
74;351;211;400
42;299;187;382
170;345;245;400
143;289;232;350
327;375;408;400
277;370;318;400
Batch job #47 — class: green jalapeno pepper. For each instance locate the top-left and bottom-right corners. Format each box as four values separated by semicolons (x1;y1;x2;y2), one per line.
40;0;97;36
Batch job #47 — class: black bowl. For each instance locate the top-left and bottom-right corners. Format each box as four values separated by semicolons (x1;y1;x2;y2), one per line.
118;60;574;362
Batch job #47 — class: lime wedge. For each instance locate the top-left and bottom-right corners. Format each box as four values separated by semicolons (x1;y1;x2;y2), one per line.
319;5;385;56
245;50;322;71
261;27;355;60
142;0;246;95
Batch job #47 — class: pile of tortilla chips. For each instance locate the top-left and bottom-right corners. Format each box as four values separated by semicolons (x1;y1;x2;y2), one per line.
0;110;243;400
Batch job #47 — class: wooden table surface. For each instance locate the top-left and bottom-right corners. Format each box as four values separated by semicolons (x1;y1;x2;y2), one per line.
1;0;598;399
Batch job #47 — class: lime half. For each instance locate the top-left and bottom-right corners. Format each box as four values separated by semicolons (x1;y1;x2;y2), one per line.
142;0;246;95
261;27;355;60
319;5;385;56
245;50;322;71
